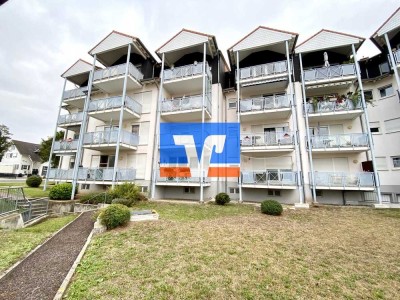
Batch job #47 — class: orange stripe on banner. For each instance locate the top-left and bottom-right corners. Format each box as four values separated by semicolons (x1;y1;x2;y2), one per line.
207;167;240;177
160;167;191;177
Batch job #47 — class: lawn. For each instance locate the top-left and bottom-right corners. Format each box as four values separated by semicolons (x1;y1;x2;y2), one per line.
0;215;76;272
0;182;51;198
65;203;400;299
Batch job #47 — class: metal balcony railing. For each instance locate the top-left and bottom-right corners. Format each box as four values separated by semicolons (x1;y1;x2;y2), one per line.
240;132;294;147
48;169;74;180
83;130;139;147
312;172;375;188
77;168;135;182
237;60;288;81
310;134;369;149
303;63;356;82
53;140;78;151
240;94;291;113
393;49;400;64
93;62;144;82
163;62;211;81
88;95;142;115
161;94;212;114
306;99;362;114
156;169;210;184
242;170;297;186
58;112;83;125
62;86;87;100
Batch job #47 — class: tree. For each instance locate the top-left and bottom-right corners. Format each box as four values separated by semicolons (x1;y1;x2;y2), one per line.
39;131;64;167
0;124;12;161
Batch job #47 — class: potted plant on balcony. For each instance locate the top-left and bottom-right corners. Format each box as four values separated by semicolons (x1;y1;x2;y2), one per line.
310;97;319;112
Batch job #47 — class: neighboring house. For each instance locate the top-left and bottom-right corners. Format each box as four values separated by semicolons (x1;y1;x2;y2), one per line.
0;140;42;175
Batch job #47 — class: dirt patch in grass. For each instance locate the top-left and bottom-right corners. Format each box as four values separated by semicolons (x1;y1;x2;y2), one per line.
66;205;400;299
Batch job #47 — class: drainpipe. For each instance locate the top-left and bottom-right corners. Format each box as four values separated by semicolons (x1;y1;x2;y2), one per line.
43;78;67;190
352;44;382;205
112;44;132;186
286;41;304;205
217;52;220;194
236;51;243;203
384;33;400;93
200;42;206;203
299;53;317;203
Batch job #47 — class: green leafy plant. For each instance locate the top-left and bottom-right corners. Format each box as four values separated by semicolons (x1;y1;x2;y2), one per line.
49;183;73;200
215;192;231;205
26;175;42;187
111;198;133;207
261;200;283;216
108;183;144;204
79;192;113;204
99;204;131;230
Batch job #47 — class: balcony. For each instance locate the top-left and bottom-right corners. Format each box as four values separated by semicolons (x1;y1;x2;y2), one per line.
312;172;375;191
77;168;135;183
57;112;83;128
160;94;212;121
303;64;356;86
83;130;138;151
47;169;74;181
93;63;143;93
240;132;295;155
88;96;142;121
306;99;363;121
163;62;211;95
53;140;78;154
239;94;291;122
310;134;369;153
393;49;400;66
241;170;297;189
62;86;87;109
155;169;211;186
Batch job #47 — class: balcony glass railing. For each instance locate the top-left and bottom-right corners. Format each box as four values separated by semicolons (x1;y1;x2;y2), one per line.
58;112;83;125
312;172;375;188
306;99;362;114
93;62;144;82
310;134;369;149
242;170;297;186
161;94;212;114
77;168;135;181
238;60;288;81
88;96;142;115
240;94;291;113
163;62;211;81
393;49;400;64
48;169;74;180
156;169;210;184
240;132;294;147
62;86;87;100
303;63;356;82
83;130;139;147
53;140;78;151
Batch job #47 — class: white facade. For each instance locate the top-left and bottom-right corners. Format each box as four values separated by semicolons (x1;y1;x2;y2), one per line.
0;142;41;175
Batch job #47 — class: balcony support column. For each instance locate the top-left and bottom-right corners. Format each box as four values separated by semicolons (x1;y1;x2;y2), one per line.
112;44;132;187
384;33;400;94
352;44;382;204
236;51;243;203
200;42;206;203
286;41;304;205
150;53;165;199
71;56;97;199
299;53;317;203
43;78;67;191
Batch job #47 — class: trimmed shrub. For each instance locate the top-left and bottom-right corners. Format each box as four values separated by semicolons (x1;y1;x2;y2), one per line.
261;200;283;216
215;192;230;205
108;183;141;204
79;192;113;204
26;175;42;187
49;183;73;200
100;204;131;230
111;198;133;207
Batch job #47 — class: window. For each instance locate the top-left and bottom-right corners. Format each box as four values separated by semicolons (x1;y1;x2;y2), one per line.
363;90;373;101
229;187;239;194
392;156;400;168
379;85;394;98
228;100;237;109
369;121;380;133
267;190;281;196
41;166;48;176
184;187;195;194
384;118;400;133
140;186;148;193
316;190;323;197
69;157;75;169
131;124;140;135
81;184;90;190
12;153;17;158
14;164;19;170
21;165;30;170
376;157;388;170
378;62;390;75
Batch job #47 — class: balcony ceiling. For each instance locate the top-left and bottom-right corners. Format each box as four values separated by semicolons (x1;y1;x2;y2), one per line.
61;59;95;85
371;7;400;49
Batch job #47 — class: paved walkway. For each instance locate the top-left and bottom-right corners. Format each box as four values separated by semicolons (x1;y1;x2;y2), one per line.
0;212;94;300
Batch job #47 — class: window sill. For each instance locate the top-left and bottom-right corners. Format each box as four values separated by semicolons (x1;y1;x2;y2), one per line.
386;130;400;134
379;94;395;100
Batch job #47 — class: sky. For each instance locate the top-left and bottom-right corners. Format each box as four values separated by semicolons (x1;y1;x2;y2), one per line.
0;0;398;143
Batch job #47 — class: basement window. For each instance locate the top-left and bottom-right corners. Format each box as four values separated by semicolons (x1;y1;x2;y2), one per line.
229;187;239;194
267;190;281;196
184;187;195;194
316;190;323;197
81;184;90;190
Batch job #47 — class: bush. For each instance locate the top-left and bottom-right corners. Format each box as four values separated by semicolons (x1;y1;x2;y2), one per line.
49;183;73;200
215;192;230;205
26;175;42;187
111;198;133;207
79;192;113;204
261;200;283;216
108;183;142;204
99;204;131;230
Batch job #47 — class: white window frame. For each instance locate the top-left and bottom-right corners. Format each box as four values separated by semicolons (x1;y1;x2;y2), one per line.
228;100;237;109
184;187;195;194
392;156;400;169
379;84;394;98
229;187;239;194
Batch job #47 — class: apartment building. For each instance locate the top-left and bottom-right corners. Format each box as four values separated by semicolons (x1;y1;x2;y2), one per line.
45;7;400;206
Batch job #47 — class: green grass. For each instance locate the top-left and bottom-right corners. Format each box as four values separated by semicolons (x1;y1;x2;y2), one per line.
0;182;51;198
0;215;76;272
66;204;400;299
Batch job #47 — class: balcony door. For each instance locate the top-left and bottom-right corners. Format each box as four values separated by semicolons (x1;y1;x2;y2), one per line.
91;155;115;169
